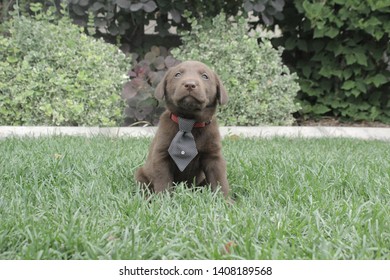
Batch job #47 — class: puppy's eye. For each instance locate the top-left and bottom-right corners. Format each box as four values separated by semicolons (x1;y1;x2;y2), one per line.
201;73;209;80
174;72;182;78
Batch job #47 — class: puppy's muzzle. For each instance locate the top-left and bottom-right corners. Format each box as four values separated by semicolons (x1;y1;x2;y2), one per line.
176;79;207;111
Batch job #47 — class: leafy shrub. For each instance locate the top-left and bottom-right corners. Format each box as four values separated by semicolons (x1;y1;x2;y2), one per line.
272;0;390;123
65;0;242;43
0;11;130;126
2;1;286;52
242;0;286;25
172;13;300;126
122;46;180;125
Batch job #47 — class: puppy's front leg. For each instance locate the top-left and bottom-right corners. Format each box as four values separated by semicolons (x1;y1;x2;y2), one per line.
201;155;229;197
152;157;174;193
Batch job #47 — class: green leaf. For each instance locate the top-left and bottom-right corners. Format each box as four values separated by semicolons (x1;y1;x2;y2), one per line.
311;104;331;114
302;65;311;78
324;27;339;38
326;40;341;54
349;89;361;98
355;81;367;93
366;74;388;87
355;53;368;66
367;0;390;10
302;1;323;18
30;3;43;13
343;68;353;79
345;54;357;65
364;16;382;27
319;66;332;78
313;28;325;38
7;56;19;64
342;80;356;90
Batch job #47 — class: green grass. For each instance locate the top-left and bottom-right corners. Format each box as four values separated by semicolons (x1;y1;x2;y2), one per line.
0;136;389;260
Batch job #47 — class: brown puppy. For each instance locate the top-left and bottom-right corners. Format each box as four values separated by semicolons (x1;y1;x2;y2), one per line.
135;61;230;197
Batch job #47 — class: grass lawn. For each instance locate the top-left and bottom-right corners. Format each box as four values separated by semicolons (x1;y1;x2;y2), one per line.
0;136;389;260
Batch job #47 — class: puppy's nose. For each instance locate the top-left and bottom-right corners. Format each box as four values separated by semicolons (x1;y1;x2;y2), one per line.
184;80;197;91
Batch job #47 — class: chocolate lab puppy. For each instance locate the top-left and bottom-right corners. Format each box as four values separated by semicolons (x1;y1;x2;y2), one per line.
135;61;229;197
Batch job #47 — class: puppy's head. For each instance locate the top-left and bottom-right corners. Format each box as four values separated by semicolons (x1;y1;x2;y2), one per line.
155;61;228;120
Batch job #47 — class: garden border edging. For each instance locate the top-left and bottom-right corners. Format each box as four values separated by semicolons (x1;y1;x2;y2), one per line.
1;126;389;141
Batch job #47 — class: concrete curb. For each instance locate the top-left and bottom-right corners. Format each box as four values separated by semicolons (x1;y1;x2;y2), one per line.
1;126;389;141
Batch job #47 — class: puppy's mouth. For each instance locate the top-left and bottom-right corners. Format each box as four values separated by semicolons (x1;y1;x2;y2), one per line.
176;95;206;112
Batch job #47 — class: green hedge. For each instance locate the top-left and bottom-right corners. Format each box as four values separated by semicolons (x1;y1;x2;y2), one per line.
1;1;287;53
3;1;388;125
0;12;130;126
272;0;390;123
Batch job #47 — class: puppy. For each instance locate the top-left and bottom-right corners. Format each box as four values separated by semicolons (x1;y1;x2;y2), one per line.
135;61;229;197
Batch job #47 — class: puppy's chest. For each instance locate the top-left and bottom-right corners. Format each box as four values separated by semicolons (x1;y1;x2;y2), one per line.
162;122;218;154
191;129;217;153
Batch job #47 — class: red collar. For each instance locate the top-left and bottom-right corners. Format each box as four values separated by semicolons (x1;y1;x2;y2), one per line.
170;113;211;128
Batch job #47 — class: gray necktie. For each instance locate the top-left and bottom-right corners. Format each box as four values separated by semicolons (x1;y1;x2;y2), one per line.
168;117;198;171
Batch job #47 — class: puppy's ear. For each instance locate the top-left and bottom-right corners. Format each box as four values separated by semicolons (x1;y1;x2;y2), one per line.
215;73;228;105
155;71;168;100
